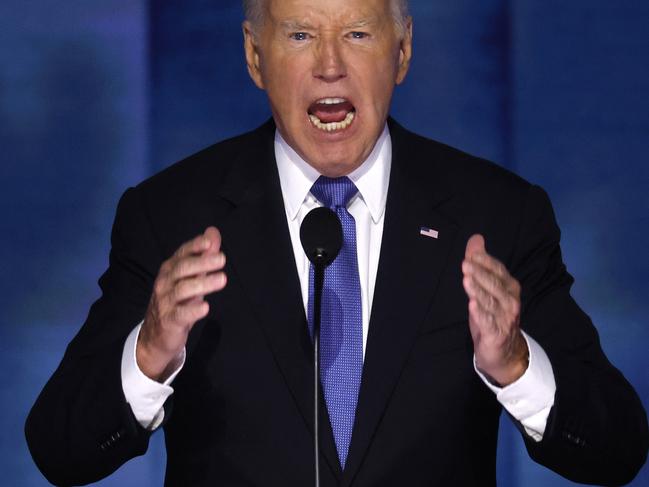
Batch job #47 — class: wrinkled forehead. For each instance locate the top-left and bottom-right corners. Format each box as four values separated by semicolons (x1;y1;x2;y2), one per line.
264;0;394;26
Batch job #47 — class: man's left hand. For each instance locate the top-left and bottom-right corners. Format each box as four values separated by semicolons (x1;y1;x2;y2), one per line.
462;234;529;387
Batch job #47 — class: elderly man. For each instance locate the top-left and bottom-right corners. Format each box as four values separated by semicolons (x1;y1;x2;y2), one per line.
26;0;647;485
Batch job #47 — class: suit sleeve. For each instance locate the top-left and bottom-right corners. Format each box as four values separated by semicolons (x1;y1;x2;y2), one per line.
25;187;165;486
509;185;648;486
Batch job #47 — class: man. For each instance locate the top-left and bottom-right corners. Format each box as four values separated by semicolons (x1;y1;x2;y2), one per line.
26;0;648;485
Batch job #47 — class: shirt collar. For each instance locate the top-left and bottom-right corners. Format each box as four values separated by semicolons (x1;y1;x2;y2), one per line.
274;125;391;224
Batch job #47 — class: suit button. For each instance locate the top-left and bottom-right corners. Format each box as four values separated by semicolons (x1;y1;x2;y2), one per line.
562;431;585;447
100;428;126;452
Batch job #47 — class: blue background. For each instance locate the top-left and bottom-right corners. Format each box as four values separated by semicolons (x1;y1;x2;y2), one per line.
1;1;647;485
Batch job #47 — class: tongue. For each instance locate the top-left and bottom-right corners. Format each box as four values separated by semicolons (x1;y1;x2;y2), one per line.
309;101;354;123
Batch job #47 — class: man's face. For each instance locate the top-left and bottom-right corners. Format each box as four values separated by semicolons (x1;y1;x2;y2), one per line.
244;0;412;177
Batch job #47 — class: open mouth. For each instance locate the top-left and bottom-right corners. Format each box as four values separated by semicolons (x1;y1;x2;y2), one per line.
307;98;356;132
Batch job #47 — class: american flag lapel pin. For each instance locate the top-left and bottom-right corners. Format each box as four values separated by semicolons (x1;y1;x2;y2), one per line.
420;226;439;239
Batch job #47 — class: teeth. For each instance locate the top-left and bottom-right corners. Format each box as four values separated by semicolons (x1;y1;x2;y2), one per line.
309;111;355;132
316;97;347;105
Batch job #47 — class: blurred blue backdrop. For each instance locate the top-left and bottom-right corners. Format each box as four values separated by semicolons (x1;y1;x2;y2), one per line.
1;1;647;485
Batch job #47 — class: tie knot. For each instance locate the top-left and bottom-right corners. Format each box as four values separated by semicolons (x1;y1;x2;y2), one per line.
310;176;358;209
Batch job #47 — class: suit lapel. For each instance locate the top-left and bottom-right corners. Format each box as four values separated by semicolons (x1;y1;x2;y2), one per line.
341;121;460;485
213;120;462;484
216;121;342;480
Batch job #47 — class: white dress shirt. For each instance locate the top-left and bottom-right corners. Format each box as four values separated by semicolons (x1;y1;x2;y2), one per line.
121;125;556;441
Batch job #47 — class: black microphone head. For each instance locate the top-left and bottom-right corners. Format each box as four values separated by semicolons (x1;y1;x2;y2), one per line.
300;207;343;268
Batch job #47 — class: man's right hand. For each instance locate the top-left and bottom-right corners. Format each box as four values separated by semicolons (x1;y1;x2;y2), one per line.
137;226;227;381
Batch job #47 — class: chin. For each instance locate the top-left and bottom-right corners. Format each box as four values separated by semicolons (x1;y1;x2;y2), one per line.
306;143;366;177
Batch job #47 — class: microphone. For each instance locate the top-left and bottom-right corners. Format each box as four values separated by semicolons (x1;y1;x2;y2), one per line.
300;207;343;267
299;207;342;487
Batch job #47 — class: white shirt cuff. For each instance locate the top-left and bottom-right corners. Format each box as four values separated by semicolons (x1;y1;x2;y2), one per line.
474;331;556;442
120;322;186;430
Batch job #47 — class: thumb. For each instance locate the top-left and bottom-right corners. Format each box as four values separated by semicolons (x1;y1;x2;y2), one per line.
203;226;222;252
465;234;486;260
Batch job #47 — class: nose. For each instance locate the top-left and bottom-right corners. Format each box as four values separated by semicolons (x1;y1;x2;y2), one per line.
313;35;347;82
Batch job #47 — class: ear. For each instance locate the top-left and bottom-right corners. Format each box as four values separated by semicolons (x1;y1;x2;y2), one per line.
395;17;413;85
243;21;265;90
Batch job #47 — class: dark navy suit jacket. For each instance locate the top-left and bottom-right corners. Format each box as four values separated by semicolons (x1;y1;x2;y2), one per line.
26;119;648;486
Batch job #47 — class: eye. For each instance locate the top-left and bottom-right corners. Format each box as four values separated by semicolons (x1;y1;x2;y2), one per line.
290;32;310;41
349;31;369;40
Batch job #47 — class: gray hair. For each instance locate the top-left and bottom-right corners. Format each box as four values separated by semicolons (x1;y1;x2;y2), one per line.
243;0;410;35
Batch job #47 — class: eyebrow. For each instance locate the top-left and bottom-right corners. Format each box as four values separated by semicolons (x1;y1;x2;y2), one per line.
344;19;375;29
279;17;377;31
279;20;315;31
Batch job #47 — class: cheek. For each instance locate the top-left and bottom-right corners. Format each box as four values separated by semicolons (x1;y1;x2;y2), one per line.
264;64;310;113
363;78;395;118
352;57;398;112
264;79;301;119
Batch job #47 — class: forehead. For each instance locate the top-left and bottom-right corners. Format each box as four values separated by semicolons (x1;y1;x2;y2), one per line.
266;0;393;25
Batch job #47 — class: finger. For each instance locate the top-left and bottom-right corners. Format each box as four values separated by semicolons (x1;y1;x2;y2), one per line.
462;273;480;301
468;298;498;335
463;274;501;315
175;232;213;259
470;263;521;316
465;269;521;326
473;256;519;296
168;272;227;304
466;247;521;297
166;298;210;328
152;273;174;300
203;226;222;254
169;252;226;281
154;251;225;298
469;251;509;281
465;234;486;260
463;260;511;308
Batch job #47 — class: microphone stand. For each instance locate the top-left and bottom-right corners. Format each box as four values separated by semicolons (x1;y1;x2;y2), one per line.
312;263;324;487
299;206;342;487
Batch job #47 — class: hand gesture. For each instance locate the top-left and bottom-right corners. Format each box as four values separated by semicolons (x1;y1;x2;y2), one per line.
462;234;528;386
137;227;227;381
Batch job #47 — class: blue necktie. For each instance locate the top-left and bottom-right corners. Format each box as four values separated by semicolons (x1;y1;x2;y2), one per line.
307;176;363;469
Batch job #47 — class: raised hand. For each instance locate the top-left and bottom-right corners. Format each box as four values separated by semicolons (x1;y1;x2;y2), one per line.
137;227;227;381
462;234;528;386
